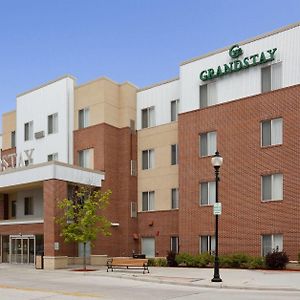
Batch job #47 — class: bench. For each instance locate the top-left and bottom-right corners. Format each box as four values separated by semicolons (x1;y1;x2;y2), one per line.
107;258;149;274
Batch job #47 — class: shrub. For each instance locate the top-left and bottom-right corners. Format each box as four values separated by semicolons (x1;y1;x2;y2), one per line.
147;258;156;266
246;256;265;269
166;251;178;267
265;251;289;270
157;258;167;267
175;253;194;267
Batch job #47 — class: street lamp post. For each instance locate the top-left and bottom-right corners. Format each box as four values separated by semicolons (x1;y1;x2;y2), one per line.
211;151;223;283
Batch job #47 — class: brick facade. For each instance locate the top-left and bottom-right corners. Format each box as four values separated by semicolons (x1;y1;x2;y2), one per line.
74;123;138;257
178;84;300;260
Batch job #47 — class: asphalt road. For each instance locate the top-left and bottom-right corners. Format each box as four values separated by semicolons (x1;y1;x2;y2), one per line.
0;265;299;300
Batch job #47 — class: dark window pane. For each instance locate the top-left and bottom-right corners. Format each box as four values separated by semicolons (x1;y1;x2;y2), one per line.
262;120;271;146
201;183;208;205
48;115;53;134
200;134;208;157
201;236;208;253
142;109;148;129
79;109;84;129
171;144;177;165
261;66;271;93
171;101;177;122
142;150;148;170
142;192;148;211
200;85;208;108
262;175;272;200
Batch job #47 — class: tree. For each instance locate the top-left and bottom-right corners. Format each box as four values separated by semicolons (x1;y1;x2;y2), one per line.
56;186;112;270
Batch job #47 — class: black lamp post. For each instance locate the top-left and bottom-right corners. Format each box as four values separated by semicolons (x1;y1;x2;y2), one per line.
211;151;223;283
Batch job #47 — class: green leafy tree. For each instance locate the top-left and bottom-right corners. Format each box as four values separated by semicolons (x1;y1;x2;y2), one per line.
56;186;112;270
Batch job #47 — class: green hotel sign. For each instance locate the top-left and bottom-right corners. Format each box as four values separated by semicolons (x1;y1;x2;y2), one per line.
200;45;277;81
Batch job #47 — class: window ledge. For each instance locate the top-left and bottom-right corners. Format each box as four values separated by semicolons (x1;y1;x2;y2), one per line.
0;219;44;225
261;144;282;149
261;199;283;203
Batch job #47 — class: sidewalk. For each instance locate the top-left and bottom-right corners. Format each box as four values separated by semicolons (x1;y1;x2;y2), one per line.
92;266;300;291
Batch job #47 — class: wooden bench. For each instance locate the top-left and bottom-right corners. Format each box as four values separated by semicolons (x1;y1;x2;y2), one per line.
107;258;149;274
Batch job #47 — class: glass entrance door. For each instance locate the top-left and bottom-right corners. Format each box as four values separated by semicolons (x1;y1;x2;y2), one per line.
9;235;35;264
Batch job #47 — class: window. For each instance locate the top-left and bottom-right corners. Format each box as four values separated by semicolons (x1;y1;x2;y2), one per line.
200;131;217;157
141;106;155;129
48;153;58;161
200;181;216;205
131;202;137;218
171;188;179;209
11;200;16;218
199;82;217;108
24;197;33;215
262;173;283;201
48;113;58;134
261;63;282;93
24;121;33;141
142;191;155;211
261;118;283;147
200;235;215;254
142;149;154;170
130;160;137;176
171;99;179;122
79;108;90;129
171;144;178;165
11;131;16;148
170;236;179;254
79;149;93;169
262;234;283;256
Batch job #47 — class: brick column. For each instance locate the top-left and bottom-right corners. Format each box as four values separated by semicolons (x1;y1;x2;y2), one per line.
43;179;75;257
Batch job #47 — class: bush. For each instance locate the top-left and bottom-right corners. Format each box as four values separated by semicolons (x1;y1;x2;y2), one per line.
175;253;195;267
166;251;178;267
147;257;167;267
246;256;265;269
265;251;289;270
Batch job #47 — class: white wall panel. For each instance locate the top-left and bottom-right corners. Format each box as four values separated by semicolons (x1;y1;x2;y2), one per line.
16;77;75;165
180;26;300;113
137;80;180;129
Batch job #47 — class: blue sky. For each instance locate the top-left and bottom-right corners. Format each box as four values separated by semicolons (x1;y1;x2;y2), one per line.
0;0;299;129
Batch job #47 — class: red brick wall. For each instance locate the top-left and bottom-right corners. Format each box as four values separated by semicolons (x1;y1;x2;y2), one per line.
178;85;300;260
138;210;179;257
43;179;76;257
0;223;43;235
74;124;138;257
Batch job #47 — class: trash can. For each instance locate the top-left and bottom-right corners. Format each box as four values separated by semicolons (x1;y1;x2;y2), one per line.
35;252;44;269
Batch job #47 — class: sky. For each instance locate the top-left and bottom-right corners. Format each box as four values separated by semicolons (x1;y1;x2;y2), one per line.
0;0;299;130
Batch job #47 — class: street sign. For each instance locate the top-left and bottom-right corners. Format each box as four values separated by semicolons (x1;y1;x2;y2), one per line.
213;203;222;215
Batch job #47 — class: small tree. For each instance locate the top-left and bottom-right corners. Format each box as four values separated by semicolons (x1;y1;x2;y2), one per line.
56;186;112;270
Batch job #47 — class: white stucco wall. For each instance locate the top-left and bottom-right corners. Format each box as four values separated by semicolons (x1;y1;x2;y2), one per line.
16;76;75;165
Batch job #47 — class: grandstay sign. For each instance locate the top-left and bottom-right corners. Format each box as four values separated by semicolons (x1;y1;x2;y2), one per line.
0;149;34;171
200;44;277;81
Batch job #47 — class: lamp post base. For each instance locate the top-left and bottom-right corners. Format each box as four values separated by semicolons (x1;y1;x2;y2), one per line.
211;277;222;283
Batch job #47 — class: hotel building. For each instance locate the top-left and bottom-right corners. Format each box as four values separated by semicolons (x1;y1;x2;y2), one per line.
0;22;300;268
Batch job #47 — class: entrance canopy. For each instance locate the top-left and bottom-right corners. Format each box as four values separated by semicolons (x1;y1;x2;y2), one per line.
0;161;105;192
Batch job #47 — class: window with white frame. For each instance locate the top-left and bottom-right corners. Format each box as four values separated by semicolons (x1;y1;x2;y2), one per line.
24;121;33;141
262;234;283;256
261;63;282;93
171;144;178;165
261;173;283;201
48;153;58;161
141;106;155;129
48;113;58;134
171;99;179;122
199;82;217;108
200;131;217;157
79;108;90;129
142;149;154;170
171;188;179;209
200;181;216;205
261;118;282;147
170;236;179;254
78;149;92;168
200;235;215;254
142;191;155;211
